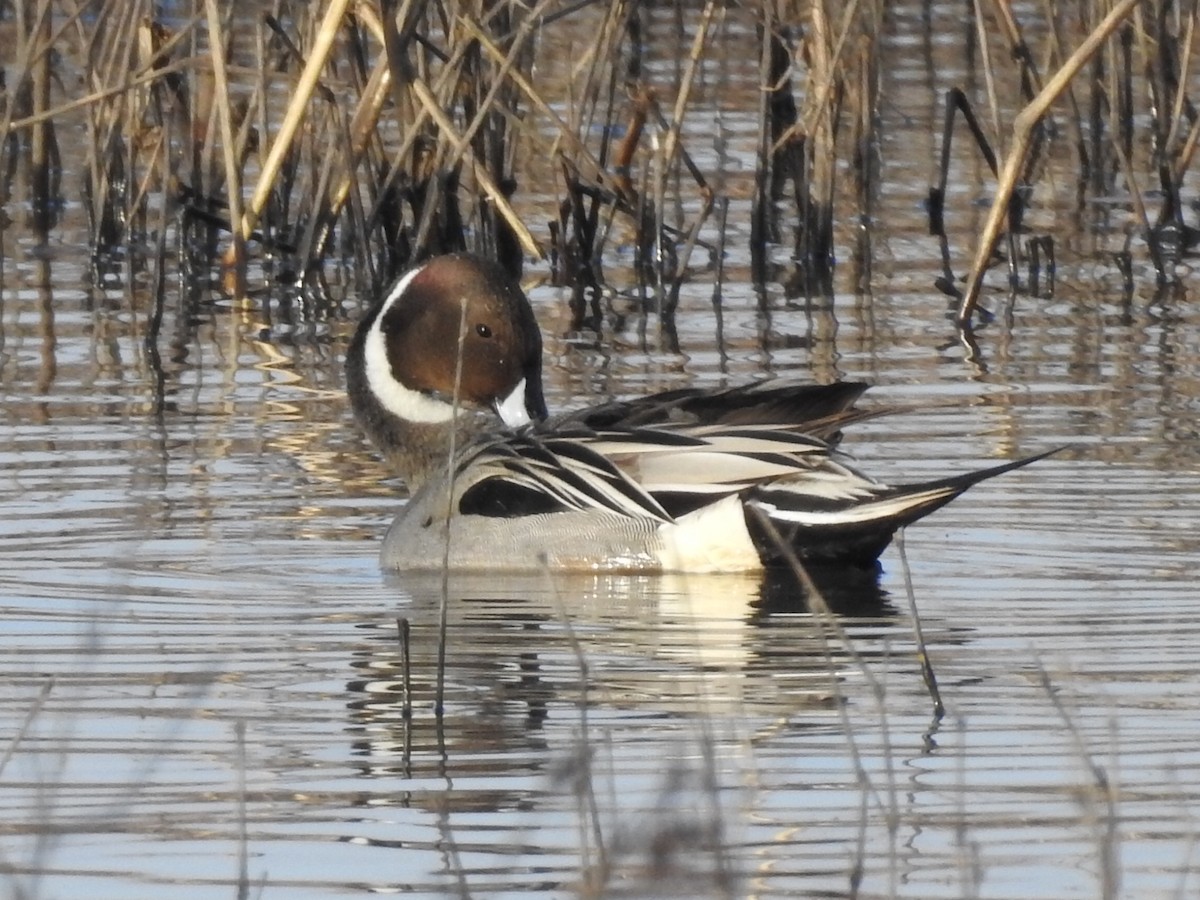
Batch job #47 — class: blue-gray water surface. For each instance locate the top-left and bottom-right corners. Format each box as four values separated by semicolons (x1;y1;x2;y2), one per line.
3;2;1200;898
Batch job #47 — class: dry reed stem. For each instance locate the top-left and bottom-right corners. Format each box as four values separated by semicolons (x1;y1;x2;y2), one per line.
4;11;157;133
558;0;628;160
805;1;836;233
361;2;547;260
11;0;1188;315
463;7;665;270
1032;660;1121;898
440;8;543;163
660;64;718;301
1161;8;1196;155
408;76;544;256
1108;131;1162;273
990;0;1044;101
204;0;247;296
324;55;392;226
662;2;717;167
957;0;1147;326
81;6;150;247
613;90;649;199
462;18;617;201
974;1;1003;143
747;507;892;813
240;0;353;242
770;0;863;156
1174;109;1200;183
395;618;413;718
435;296;470;717
543;571;609;881
893;532;943;718
404;58;541;257
127;127;167;228
0;679;55;777
363;13;473;221
234;720;250;896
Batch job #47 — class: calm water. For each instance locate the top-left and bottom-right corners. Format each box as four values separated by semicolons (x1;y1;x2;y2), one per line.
3;2;1200;898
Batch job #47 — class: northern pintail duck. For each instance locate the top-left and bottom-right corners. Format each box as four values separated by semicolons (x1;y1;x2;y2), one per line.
346;254;1054;573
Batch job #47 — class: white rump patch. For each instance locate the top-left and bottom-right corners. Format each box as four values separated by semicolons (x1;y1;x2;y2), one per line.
657;495;761;573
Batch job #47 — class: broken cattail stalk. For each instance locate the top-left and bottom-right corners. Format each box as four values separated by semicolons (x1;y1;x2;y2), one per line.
957;0;1146;326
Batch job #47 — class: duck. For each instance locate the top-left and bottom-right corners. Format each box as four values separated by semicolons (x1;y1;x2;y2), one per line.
346;253;1056;573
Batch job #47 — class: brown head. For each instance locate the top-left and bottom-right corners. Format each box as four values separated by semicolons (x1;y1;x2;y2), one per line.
347;254;548;436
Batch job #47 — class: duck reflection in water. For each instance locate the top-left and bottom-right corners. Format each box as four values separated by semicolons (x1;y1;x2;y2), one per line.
345;566;899;769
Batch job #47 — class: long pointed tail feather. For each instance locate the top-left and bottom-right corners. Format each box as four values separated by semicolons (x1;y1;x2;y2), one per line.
748;446;1067;566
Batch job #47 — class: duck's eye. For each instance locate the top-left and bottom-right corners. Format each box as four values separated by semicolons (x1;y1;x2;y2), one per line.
475;323;493;338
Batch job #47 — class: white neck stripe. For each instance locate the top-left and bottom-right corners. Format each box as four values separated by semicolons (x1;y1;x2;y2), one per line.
381;264;424;312
363;263;458;424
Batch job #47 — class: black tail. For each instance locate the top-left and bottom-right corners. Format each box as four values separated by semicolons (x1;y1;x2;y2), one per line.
749;447;1067;567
